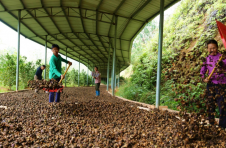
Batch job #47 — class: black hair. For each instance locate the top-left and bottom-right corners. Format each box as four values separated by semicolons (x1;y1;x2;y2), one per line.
95;66;98;70
52;44;60;50
207;39;218;48
42;65;46;68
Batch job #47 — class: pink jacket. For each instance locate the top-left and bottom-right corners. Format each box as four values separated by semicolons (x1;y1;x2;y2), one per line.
94;71;101;83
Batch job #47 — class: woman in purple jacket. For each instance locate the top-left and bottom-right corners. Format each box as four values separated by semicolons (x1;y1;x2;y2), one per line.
200;39;226;128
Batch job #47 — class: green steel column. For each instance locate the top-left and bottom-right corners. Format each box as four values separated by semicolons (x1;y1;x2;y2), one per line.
65;48;67;87
115;61;117;88
112;16;117;96
16;10;21;91
111;63;113;90
92;64;94;86
44;35;47;79
118;66;120;88
156;0;165;109
87;61;89;86
78;55;80;87
107;42;111;91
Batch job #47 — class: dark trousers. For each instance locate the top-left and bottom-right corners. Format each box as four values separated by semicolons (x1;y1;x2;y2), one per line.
207;83;226;128
95;83;100;91
49;78;61;103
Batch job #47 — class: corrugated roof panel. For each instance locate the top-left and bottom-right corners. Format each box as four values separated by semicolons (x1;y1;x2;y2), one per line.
116;16;130;38
52;7;65;16
117;0;144;17
81;39;93;46
70;39;84;45
52;17;72;32
99;0;121;13
67;8;80;17
68;17;83;32
36;18;59;34
121;20;143;39
32;8;49;17
22;19;47;35
43;0;60;7
1;0;23;10
23;0;42;8
122;51;128;58
83;19;96;34
121;40;130;49
62;0;79;7
133;0;160;20
98;24;110;36
81;0;100;10
0;0;180;76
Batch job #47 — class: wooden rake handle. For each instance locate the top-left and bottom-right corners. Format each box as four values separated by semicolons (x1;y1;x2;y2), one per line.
207;55;223;80
59;64;71;84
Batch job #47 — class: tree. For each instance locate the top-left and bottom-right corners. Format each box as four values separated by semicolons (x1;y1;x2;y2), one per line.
0;53;16;90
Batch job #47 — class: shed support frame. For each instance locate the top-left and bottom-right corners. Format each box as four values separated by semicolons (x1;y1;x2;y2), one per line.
44;35;47;80
112;16;117;96
65;47;67;87
87;60;89;86
155;0;164;109
16;10;21;91
78;55;80;87
107;41;111;91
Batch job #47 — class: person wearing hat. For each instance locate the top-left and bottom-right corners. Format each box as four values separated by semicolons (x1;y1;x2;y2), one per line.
49;44;72;103
34;65;46;80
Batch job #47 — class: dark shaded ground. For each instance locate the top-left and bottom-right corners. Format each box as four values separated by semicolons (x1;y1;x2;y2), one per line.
0;86;225;147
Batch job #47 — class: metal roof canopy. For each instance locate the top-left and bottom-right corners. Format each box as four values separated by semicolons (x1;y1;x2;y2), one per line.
0;0;179;77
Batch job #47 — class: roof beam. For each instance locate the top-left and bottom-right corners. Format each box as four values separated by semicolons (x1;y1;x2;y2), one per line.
0;2;94;67
28;32;130;42
119;0;153;38
60;2;105;63
0;6;145;23
67;45;128;52
21;13;115;25
48;37;110;43
78;0;108;62
96;0;109;60
108;0;126;37
18;0;99;64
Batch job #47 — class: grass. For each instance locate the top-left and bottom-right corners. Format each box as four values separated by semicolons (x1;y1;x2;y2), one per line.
0;85;26;93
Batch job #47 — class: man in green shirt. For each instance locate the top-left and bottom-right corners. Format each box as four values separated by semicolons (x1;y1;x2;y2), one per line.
49;44;72;103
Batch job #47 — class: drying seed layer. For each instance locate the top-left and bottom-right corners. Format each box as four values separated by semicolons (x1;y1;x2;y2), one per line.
0;86;225;147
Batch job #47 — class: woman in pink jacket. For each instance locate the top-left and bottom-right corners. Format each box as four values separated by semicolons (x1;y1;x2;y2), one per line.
200;39;226;128
93;66;101;96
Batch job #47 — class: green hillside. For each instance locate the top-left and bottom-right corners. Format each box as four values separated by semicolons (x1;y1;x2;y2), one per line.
117;0;226;110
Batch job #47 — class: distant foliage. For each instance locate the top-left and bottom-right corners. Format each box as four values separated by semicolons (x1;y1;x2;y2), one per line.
117;0;226;111
0;53;43;90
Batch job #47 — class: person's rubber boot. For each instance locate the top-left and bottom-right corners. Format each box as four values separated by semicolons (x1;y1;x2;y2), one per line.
98;91;100;96
96;91;98;96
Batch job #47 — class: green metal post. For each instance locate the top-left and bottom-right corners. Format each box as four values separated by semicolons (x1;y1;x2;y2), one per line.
111;63;113;89
156;0;164;109
118;66;120;88
92;64;94;86
16;10;21;91
44;35;47;79
65;48;67;87
112;16;117;96
78;55;80;87
87;60;89;86
107;42;111;91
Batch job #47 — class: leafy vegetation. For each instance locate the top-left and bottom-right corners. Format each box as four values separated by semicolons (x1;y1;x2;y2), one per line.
117;0;226;111
0;52;93;92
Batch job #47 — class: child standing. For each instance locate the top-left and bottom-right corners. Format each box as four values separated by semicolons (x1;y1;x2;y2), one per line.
200;39;226;128
92;66;101;96
49;44;72;103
